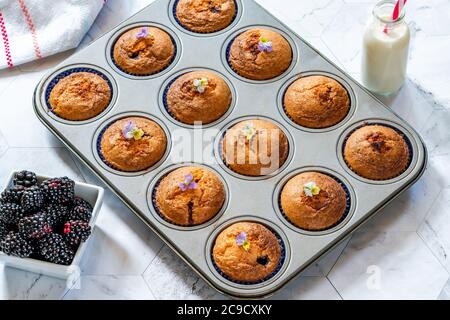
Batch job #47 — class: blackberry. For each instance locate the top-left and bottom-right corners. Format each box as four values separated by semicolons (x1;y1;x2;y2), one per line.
69;205;92;222
38;233;75;265
0;221;11;240
18;213;54;239
40;177;75;205
44;204;69;227
21;186;45;213
0;185;26;204
0;203;26;224
13;171;38;188
63;220;91;247
0;232;33;258
72;196;93;211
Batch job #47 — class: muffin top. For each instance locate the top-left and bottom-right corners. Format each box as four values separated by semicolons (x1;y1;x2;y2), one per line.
229;28;293;80
166;70;232;125
100;117;167;172
155;166;225;226
344;125;410;180
212;222;282;283
280;172;347;231
221;119;289;177
113;27;175;75
49;72;111;121
175;0;236;33
284;76;350;129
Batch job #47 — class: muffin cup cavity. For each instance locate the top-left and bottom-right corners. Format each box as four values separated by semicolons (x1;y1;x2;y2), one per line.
160;68;236;128
43;66;117;124
92;112;171;177
338;120;416;184
215;116;295;181
106;23;181;79
206;217;290;288
170;0;241;36
274;167;356;236
147;163;229;231
222;26;298;84
278;72;357;133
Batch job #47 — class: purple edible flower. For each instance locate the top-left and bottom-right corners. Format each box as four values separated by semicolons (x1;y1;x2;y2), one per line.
258;37;273;53
179;174;198;192
136;27;149;39
236;232;247;246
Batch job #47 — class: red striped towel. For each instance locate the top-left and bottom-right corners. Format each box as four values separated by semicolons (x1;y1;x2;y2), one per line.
0;0;106;69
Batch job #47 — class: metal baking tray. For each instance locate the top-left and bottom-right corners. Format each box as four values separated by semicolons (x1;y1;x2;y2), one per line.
33;0;427;298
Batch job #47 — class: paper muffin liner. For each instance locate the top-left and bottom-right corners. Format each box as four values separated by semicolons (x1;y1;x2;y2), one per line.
210;224;286;285
280;77;352;130
342;122;414;181
278;172;352;232
162;74;185;124
110;30;178;77
45;67;113;121
96;117;162;173
172;0;239;34
151;169;224;228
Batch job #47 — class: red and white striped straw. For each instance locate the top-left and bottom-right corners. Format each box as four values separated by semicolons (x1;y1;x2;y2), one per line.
384;0;408;33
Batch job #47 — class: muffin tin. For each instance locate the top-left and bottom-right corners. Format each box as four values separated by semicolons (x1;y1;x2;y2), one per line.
33;0;427;298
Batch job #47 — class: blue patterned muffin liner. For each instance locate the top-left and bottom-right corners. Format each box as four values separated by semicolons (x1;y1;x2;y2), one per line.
172;0;239;34
45;67;113;121
342;122;414;181
211;224;286;285
278;172;352;232
162;75;183;123
110;29;178;77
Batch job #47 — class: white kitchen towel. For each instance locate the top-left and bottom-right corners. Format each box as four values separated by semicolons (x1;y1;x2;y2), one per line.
0;0;105;69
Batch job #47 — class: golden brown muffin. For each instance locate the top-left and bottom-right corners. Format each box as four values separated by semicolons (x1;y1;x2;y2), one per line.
113;27;175;75
344;125;410;180
213;222;282;283
222;119;289;177
175;0;236;33
100;117;167;172
166;70;232;125
284;76;350;129
155;166;225;226
280;172;347;231
49;72;111;121
229;28;293;80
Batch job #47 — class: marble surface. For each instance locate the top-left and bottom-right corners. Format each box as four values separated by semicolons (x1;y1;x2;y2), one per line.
0;0;449;300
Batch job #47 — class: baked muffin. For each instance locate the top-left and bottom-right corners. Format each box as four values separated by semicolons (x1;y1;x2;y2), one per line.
213;222;282;283
284;76;350;129
166;70;232;125
280;172;347;231
175;0;236;33
222;119;289;177
344;125;410;180
155;166;225;226
228;28;293;80
49;72;111;121
100;117;167;172
113;26;175;75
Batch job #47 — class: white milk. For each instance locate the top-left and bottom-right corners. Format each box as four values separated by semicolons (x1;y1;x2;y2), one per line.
362;1;410;95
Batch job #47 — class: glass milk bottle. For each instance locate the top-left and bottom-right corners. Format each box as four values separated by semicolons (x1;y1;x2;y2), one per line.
361;0;410;95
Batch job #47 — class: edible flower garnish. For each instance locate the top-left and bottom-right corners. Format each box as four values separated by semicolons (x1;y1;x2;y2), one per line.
258;37;273;53
136;27;149;39
303;182;321;197
236;232;250;251
193;78;209;93
122;121;145;141
242;123;257;141
179;174;198;192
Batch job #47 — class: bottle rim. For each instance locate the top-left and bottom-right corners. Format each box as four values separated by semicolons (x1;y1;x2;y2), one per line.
373;0;406;25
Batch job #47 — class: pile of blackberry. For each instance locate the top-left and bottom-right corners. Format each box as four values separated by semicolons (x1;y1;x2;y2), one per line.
0;171;92;265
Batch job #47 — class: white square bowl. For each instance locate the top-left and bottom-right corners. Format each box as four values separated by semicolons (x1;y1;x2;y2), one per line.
0;171;104;279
